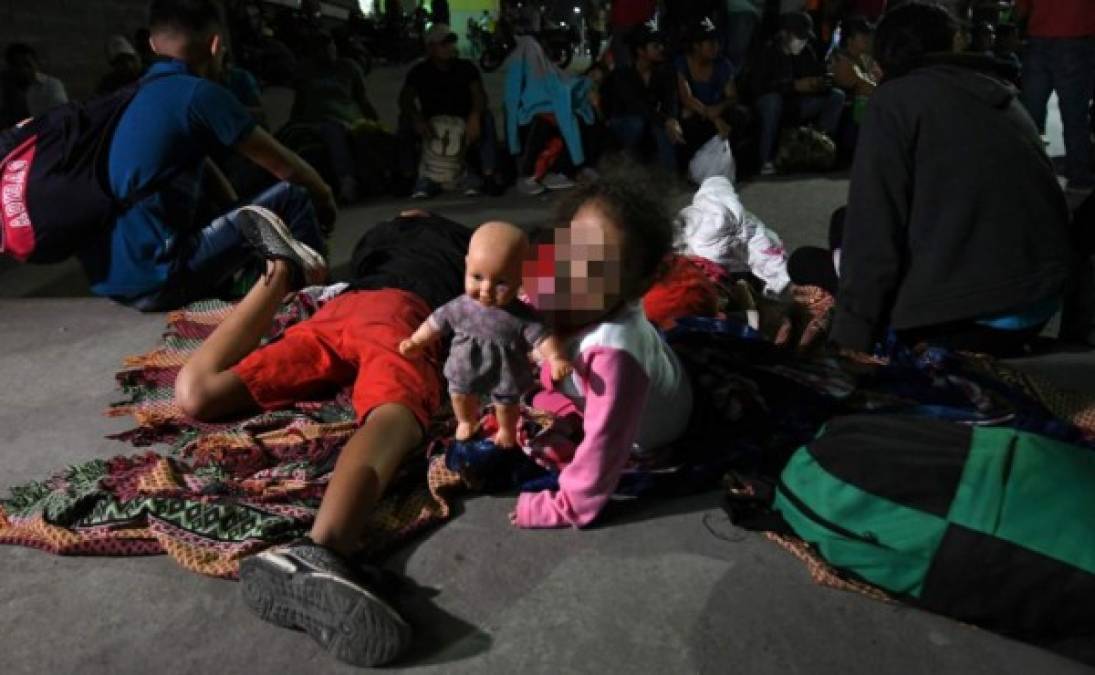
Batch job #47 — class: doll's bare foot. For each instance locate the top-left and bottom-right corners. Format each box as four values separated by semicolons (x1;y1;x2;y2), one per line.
455;421;479;441
493;427;518;448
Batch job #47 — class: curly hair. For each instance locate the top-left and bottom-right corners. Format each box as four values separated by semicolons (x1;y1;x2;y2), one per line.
551;163;675;300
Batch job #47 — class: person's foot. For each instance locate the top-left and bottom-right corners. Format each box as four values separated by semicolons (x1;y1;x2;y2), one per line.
542;173;576;191
239;538;412;667
577;167;599;183
236;206;328;290
493;427;518;448
411;177;441;200
760;162;777;177
455;421;479;440
517;176;546;196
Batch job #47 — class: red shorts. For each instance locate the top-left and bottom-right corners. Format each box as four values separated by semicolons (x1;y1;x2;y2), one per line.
232;289;441;427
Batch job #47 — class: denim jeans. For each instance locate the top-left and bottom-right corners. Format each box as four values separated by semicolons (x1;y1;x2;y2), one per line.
606;115;677;172
755;89;846;165
1021;37;1095;186
130;182;325;311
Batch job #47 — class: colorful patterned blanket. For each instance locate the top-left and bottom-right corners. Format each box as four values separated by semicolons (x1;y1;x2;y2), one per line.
0;294;467;579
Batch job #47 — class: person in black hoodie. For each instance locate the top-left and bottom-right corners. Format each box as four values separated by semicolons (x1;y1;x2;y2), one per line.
831;2;1071;357
752;12;845;175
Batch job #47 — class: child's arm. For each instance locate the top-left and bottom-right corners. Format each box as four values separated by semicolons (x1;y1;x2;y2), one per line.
513;347;649;529
399;318;442;358
537;334;572;381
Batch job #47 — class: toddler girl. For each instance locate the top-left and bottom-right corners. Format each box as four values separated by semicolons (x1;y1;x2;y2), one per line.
516;170;693;528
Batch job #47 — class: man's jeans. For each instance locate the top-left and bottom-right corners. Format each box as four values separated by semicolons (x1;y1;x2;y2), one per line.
130;182;325;311
755;89;846;165
606;115;677;172
1022;37;1095;186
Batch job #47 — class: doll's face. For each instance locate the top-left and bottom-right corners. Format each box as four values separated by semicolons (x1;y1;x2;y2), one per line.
465;231;523;308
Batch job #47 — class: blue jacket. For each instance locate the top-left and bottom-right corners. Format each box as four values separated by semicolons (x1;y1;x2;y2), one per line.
504;37;596;166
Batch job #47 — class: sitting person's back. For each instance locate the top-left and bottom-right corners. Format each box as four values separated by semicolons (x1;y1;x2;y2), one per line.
832;3;1070;356
81;57;256;298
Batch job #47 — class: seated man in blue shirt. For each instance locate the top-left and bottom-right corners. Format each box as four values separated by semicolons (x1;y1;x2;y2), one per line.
80;0;338;311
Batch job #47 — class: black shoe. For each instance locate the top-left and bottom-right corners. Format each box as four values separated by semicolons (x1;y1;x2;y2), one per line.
239;538;412;667
236;205;326;290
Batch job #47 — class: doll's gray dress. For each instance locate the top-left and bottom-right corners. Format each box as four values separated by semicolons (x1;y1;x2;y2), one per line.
429;295;546;404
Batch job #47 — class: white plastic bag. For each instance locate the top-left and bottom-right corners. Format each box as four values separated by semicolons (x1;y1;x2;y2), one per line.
688;135;736;186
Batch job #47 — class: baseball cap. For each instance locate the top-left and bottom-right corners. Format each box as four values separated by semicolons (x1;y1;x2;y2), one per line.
627;18;665;49
780;12;816;40
687;16;719;44
425;23;459;46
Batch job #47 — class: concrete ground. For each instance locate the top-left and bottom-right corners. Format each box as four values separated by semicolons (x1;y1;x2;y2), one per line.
1;63;1093;674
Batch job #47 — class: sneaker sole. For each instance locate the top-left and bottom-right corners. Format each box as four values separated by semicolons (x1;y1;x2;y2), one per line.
237;205;327;272
239;551;411;667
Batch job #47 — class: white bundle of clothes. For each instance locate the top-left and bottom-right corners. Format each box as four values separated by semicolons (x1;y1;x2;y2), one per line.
675;176;791;297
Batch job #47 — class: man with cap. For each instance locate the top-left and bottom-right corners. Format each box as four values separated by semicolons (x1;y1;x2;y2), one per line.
602;19;684;171
398;23;502;197
608;0;657;68
752;12;845;175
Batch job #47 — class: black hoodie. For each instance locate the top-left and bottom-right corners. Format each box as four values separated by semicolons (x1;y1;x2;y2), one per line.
831;55;1071;350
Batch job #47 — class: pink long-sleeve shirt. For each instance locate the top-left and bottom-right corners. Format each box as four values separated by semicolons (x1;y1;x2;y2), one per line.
515;303;692;528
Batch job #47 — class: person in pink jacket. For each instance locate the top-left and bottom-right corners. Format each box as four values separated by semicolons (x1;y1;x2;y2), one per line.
515;168;694;528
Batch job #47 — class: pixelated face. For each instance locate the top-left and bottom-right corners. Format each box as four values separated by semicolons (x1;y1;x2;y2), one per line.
465;245;520;308
523;202;625;331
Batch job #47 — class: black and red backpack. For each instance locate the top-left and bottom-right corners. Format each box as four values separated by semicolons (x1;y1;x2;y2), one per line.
0;73;171;264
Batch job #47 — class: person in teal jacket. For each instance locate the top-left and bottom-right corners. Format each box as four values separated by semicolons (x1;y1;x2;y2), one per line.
504;36;597;169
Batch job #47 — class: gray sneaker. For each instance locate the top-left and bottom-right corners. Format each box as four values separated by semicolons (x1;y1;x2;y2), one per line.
542;172;576;190
240;538;412;667
235;205;327;290
518;176;546;195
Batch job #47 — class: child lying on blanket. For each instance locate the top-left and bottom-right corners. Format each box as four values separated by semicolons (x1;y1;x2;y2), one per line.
400;221;572;448
173;207;471;668
513;167;694;528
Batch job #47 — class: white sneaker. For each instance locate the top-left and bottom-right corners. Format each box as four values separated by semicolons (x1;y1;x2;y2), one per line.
760;162;777;176
518;177;546;195
542;173;576;190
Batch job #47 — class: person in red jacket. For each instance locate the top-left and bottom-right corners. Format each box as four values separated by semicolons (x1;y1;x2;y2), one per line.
1016;0;1095;194
608;0;657;67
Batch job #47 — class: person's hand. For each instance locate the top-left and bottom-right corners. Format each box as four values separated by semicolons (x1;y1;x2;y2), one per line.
399;209;432;219
465;113;482;146
509;510;519;525
771;284;835;351
793;77;821;94
312;182;338;234
548;355;572;381
399;339;422;358
714;116;732;139
413;117;433;139
665;118;685;144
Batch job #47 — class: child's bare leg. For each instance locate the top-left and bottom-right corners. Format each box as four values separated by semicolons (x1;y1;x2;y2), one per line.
310;403;423;556
175;260;292;421
451;393;481;440
493;402;520;448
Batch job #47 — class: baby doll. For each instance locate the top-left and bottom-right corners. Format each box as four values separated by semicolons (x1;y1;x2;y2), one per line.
399;221;571;448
